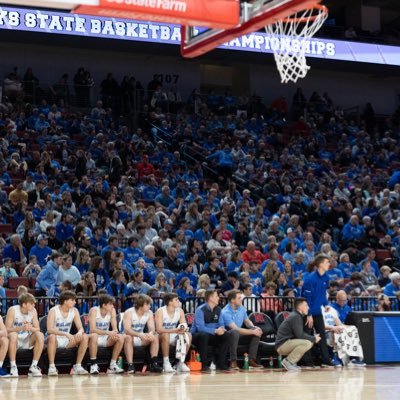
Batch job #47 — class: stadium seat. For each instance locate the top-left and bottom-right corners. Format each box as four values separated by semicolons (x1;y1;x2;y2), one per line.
0;224;13;235
249;312;276;343
8;276;30;289
274;311;290;330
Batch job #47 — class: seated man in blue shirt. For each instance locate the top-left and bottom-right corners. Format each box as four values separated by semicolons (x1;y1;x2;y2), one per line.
384;272;400;297
190;289;229;371
221;290;263;369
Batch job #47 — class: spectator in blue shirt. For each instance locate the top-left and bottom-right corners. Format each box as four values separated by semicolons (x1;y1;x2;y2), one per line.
331;290;351;323
123;235;144;266
56;213;74;242
190;289;229;371
302;255;334;367
175;263;198;288
29;234;53;267
384;272;400;297
337;253;358;279
341;215;365;242
221;290;263;369
2;234;27;264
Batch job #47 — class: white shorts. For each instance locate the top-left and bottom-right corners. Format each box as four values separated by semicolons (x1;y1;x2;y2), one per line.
18;333;34;350
167;332;177;345
133;337;143;347
56;336;70;349
97;335;109;347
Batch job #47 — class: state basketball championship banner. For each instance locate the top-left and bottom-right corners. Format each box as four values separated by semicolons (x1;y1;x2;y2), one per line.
0;6;400;67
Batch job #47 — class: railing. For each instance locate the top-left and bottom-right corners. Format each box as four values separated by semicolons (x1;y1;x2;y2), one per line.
1;295;398;318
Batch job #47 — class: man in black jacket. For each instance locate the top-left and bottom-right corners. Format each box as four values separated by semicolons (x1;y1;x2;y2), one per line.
276;298;321;371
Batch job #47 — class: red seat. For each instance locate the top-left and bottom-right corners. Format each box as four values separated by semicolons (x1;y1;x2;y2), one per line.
8;277;30;289
0;224;13;235
5;289;18;298
30;278;37;289
376;249;391;265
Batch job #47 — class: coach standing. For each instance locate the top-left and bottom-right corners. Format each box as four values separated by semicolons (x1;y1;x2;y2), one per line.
302;255;334;367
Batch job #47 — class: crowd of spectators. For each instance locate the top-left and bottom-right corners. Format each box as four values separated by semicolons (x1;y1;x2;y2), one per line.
1;65;400;317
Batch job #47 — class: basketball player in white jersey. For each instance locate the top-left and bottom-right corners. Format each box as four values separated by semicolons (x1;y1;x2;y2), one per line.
0;316;10;377
5;293;44;377
123;294;163;374
88;294;124;374
46;290;89;375
155;293;191;373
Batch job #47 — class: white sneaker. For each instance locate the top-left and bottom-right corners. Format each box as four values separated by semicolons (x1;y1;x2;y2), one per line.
28;365;42;377
9;366;18;378
72;365;89;375
107;364;124;374
90;364;100;375
163;362;175;373
176;362;190;373
209;362;216;371
48;366;58;376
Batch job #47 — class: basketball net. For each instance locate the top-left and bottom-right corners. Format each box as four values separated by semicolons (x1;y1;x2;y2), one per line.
265;5;328;84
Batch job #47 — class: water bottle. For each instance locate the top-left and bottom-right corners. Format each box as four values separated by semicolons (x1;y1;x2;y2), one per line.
196;353;201;362
117;356;124;370
277;355;282;368
269;356;274;369
243;353;249;370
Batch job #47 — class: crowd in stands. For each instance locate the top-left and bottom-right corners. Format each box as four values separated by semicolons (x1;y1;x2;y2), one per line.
0;65;400;321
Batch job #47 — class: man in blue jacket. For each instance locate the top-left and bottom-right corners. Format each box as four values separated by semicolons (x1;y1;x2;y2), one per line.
190;289;229;371
384;272;400;297
35;252;62;296
302;255;334;367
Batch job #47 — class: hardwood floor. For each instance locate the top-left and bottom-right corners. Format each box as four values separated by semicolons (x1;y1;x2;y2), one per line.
0;366;399;400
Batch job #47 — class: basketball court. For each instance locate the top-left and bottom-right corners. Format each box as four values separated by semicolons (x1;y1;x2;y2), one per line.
0;367;399;400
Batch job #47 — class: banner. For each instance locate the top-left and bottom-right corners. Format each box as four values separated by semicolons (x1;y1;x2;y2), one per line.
0;6;399;66
75;0;239;28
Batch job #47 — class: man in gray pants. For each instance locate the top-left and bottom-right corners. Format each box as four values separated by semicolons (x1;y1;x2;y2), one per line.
221;290;263;370
276;298;321;371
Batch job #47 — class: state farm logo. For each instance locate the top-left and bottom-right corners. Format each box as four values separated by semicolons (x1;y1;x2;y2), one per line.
104;0;188;13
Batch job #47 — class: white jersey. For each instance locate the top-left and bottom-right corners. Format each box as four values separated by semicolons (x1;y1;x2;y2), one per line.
160;306;180;330
53;305;75;334
11;305;34;337
94;306;111;332
128;307;151;333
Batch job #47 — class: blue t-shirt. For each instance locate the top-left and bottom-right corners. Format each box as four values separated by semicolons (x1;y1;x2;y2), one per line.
221;304;248;329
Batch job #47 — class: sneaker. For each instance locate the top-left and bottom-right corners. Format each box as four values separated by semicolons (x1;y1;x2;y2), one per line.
48;366;58;376
281;358;301;372
107;364;124;374
349;359;366;367
0;367;10;378
9;366;18;378
163;362;175;373
176;362;190;373
331;357;342;368
149;361;163;373
321;362;335;369
28;365;42;377
127;364;136;374
90;364;100;375
72;365;88;375
209;362;216;371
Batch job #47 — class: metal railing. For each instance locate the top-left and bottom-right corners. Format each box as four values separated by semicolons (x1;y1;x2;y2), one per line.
1;295;398;318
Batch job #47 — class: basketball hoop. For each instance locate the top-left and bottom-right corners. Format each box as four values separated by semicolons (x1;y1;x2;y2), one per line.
265;4;328;84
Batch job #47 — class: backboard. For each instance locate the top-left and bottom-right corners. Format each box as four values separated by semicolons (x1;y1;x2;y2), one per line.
180;0;324;58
